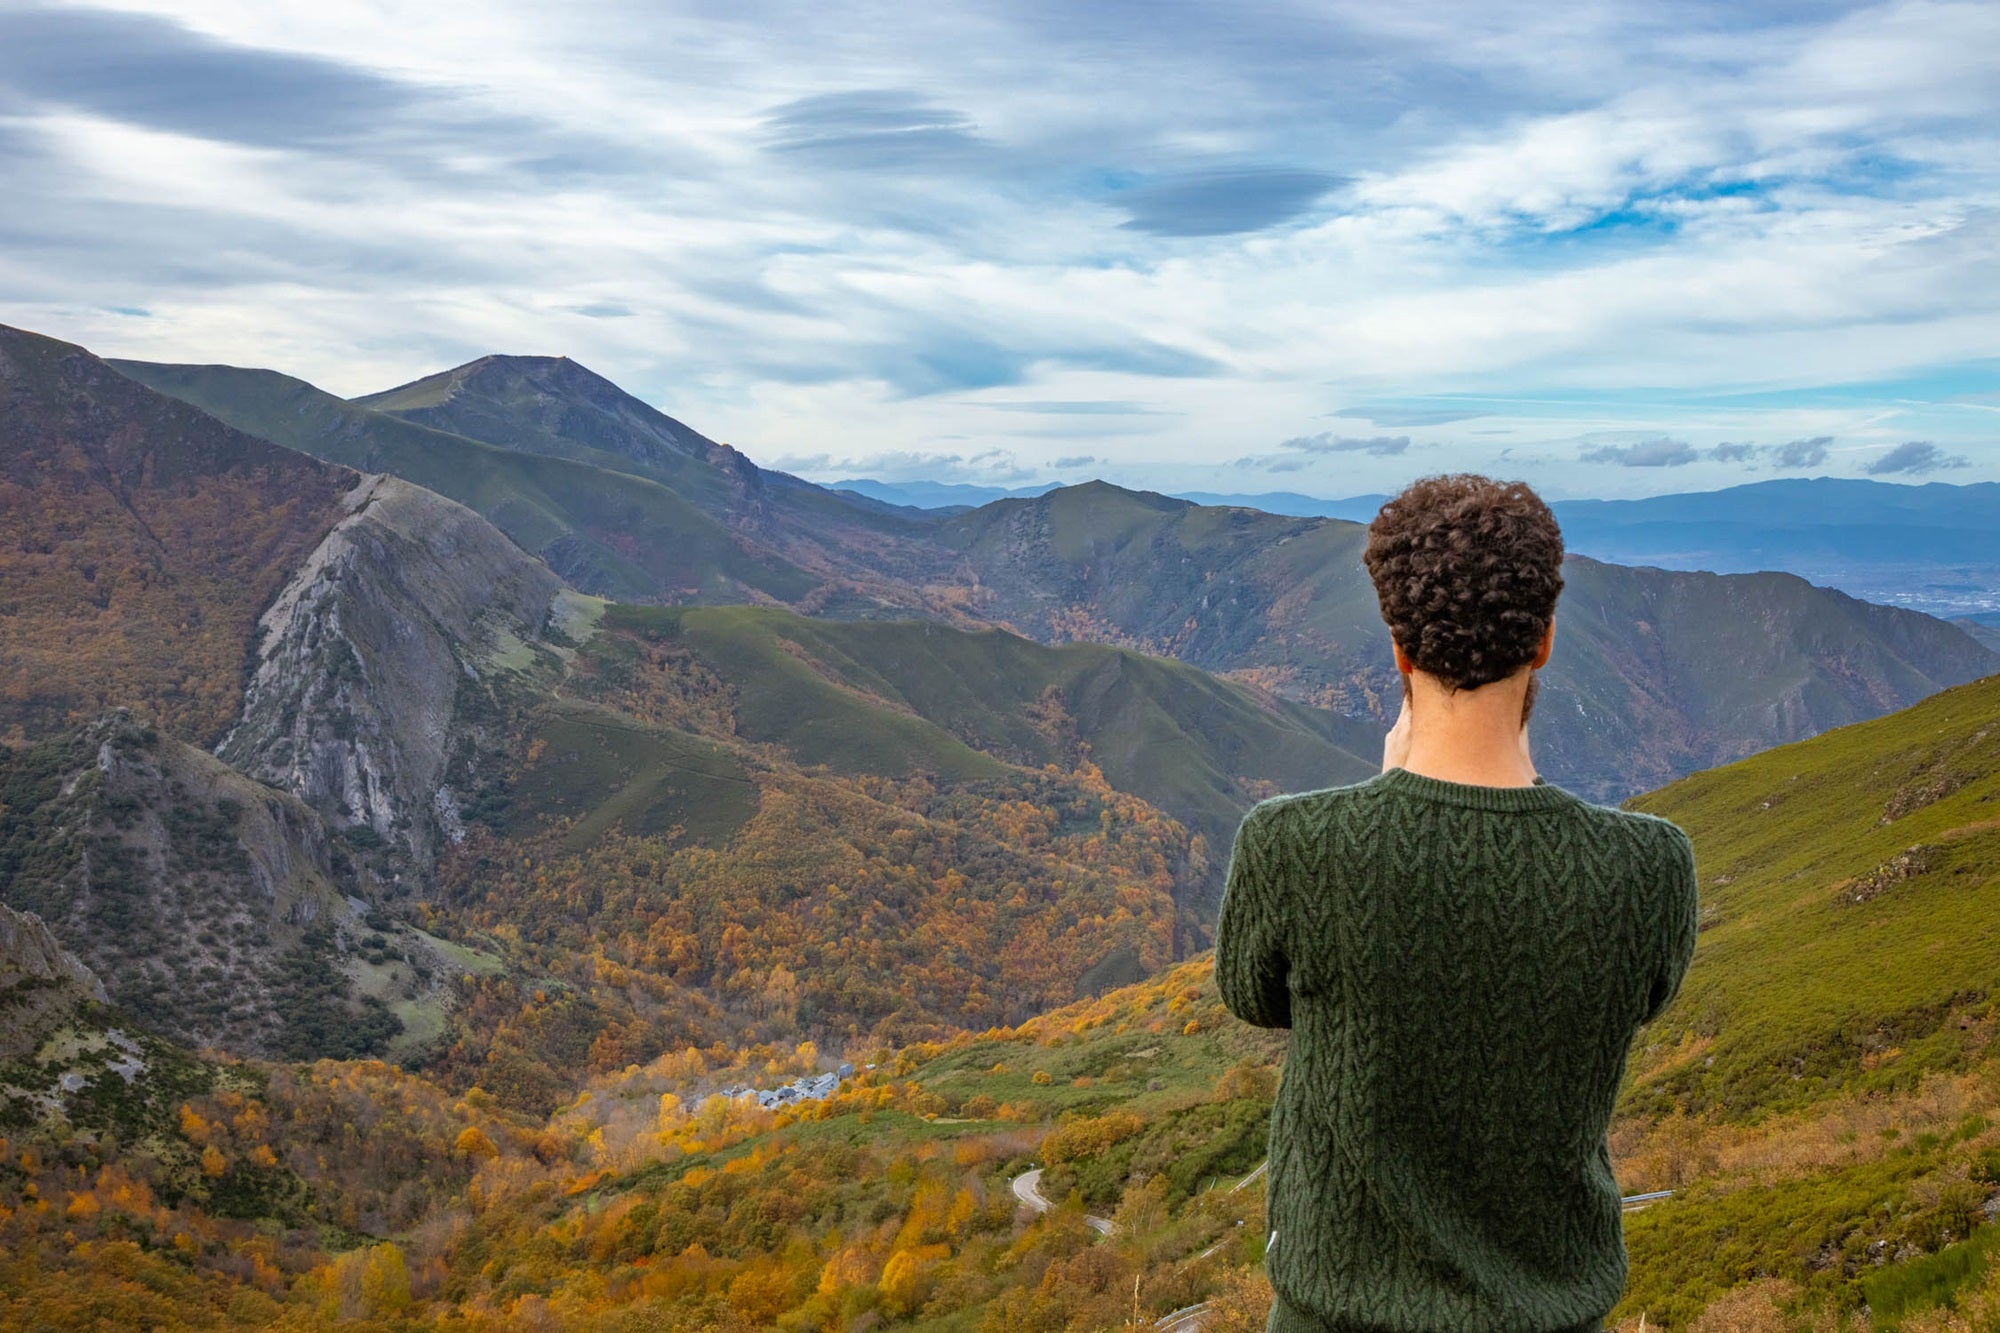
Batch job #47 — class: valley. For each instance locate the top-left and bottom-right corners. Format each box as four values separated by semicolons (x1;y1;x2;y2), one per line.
3;319;2000;1329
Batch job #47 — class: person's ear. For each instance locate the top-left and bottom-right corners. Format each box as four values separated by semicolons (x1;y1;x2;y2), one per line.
1392;639;1413;675
1531;618;1555;670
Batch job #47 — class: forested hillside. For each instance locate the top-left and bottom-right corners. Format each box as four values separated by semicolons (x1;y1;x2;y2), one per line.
0;328;351;745
412;600;1380;1096
11;666;2000;1329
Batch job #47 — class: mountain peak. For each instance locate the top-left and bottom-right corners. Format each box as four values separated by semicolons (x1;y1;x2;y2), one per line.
350;351;733;487
353;351;610;413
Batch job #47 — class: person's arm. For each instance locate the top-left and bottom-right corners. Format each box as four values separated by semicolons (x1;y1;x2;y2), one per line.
1216;807;1291;1029
1644;825;1699;1023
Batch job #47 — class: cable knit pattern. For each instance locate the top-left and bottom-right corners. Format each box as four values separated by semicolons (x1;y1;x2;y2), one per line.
1216;768;1698;1333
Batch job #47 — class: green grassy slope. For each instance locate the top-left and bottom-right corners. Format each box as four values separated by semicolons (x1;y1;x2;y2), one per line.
106;360;820;606
884;658;2000;1319
1626;669;2000;1119
503;702;760;851
595;603;1382;872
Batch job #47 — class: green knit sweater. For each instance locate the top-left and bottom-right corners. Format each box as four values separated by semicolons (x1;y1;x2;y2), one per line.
1216;768;1698;1333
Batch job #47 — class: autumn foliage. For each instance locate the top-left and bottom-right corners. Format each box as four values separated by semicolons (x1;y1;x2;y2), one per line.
0;328;350;746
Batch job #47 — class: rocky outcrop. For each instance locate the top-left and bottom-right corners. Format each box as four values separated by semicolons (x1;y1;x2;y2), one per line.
0;903;107;1058
220;475;565;876
0;711;484;1062
0;712;369;1056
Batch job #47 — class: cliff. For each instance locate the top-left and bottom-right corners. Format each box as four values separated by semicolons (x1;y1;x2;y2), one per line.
219;475;567;877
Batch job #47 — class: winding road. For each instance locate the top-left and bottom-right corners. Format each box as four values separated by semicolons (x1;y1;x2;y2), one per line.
1011;1167;1117;1236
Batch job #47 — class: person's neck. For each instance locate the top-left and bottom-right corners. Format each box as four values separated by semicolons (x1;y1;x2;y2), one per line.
1397;670;1539;789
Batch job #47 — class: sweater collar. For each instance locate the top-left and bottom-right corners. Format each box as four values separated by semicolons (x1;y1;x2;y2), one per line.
1372;766;1577;813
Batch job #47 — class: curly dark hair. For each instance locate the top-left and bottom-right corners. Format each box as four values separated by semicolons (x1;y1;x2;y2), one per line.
1362;474;1565;690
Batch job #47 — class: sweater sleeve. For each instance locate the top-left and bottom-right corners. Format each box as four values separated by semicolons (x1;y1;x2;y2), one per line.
1216;807;1291;1030
1644;824;1699;1024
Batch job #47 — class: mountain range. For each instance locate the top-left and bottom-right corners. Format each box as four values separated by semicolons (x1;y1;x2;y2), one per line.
7;319;1995;1043
842;475;2000;622
112;345;1998;803
4;317;2000;1329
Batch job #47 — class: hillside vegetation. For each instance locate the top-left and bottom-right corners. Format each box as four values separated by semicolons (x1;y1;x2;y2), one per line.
414;601;1378;1096
0;714;458;1062
0;328;350;745
1625;670;2000;1121
10;716;2000;1332
579;604;1380;886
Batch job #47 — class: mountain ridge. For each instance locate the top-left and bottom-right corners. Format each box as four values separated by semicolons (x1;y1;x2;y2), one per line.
108;357;834;606
111;337;2000;803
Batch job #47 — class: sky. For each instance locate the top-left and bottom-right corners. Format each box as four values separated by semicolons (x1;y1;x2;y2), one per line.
2;0;1997;500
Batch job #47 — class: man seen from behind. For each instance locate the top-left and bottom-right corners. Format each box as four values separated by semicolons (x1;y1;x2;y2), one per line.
1216;473;1700;1333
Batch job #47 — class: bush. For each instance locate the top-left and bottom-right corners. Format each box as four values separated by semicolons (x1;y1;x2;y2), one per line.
1043;1113;1143;1165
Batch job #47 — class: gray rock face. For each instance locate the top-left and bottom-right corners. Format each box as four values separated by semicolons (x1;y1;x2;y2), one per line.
221;475;564;873
0;712;359;1056
0;903;107;1056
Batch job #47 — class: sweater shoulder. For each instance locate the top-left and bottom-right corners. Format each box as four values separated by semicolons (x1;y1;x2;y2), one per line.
1581;801;1692;851
1565;801;1696;886
1241;776;1385;837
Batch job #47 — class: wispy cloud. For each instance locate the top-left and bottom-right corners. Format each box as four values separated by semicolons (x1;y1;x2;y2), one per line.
1580;437;1699;467
760;90;989;172
1233;430;1413;473
1114;168;1341;236
768;447;1038;484
1580;434;1845;470
0;6;416;149
1331;405;1487;427
1280;432;1411;456
1771;436;1833;469
1865;441;1970;475
980;401;1166;415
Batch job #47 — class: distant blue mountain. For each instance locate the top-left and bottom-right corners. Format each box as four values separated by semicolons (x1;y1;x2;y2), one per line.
829;479;1062;511
836;475;2000;618
1169;490;1392;522
1554;477;1999;545
1543;478;2000;618
835;480;1392;521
